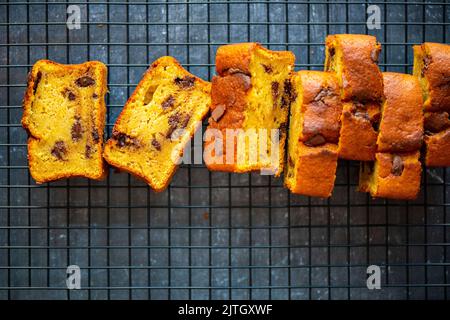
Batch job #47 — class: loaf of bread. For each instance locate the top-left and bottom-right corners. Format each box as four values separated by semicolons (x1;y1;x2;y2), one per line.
413;42;450;167
204;43;295;176
103;56;211;191
359;72;423;199
285;70;342;197
22;60;107;183
324;34;384;161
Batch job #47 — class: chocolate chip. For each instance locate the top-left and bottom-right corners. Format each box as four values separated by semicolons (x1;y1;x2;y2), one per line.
353;110;369;120
68;91;76;101
71;117;83;141
226;68;248;75
284;79;297;102
211;104;226;122
174;76;195;89
151;138;161;151
281;96;289;109
421;55;432;77
329;47;335;57
166;113;181;139
92;129;100;143
85;144;92;158
168;113;181;128
314;86;335;104
371;46;380;64
371;121;379;132
166;112;190;139
351;102;370;120
262;64;273;73
62;88;76;100
280;80;296;109
279;122;287;136
326;47;336;71
51;141;67;160
112;132;139;148
234;72;251;91
424;111;450;133
92;93;98;99
33;71;42;94
391;155;404;176
288;156;295;168
161;95;175;110
271;81;280;104
304;134;326;147
75;76;95;87
115;133;127;147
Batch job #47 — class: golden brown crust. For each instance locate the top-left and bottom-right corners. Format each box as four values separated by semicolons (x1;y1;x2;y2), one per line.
103;56;211;192
377;72;424;153
297;71;342;144
371;152;422;200
215;43;259;75
414;42;450;112
325;34;384;102
22;59;108;183
203;73;247;173
288;143;339;198
424;128;450;167
337;101;379;161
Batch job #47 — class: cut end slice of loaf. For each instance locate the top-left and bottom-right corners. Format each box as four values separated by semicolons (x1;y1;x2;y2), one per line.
22;59;108;183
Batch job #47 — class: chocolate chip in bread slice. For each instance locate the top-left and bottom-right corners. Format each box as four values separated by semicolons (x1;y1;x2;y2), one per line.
413;42;450;167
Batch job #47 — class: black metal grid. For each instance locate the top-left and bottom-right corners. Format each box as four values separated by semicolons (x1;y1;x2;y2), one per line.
0;0;449;300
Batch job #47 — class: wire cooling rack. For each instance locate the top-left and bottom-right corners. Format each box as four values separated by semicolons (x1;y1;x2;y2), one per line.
0;0;449;300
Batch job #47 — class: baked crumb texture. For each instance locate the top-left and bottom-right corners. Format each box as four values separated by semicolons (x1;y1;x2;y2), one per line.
359;72;424;200
324;34;384;161
284;71;342;198
413;42;450;167
204;43;295;176
22;60;108;183
103;56;211;192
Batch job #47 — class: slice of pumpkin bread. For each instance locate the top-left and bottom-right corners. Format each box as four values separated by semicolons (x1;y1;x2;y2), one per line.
22;60;107;183
284;70;342;197
204;43;295;176
413;42;450;167
103;56;211;192
324;34;384;161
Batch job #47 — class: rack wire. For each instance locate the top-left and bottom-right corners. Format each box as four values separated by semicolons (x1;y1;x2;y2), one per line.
0;0;449;300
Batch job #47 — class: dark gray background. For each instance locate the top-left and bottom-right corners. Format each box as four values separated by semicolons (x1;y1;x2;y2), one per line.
0;0;449;300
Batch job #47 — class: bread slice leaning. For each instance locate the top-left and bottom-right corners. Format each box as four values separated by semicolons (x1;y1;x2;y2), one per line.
103;56;211;192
